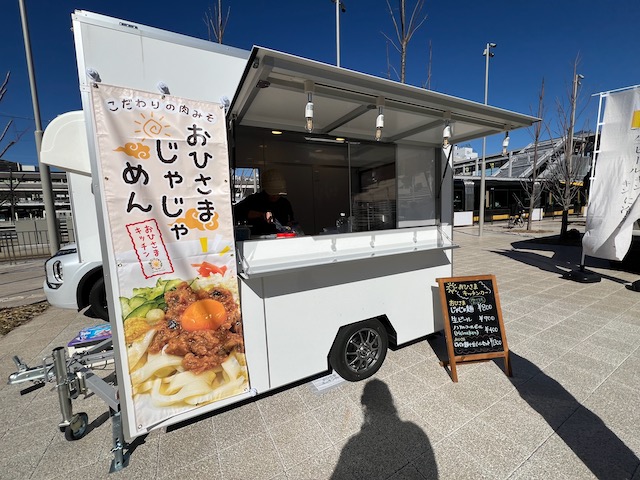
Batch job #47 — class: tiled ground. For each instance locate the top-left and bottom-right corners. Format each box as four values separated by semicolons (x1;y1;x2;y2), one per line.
1;219;639;479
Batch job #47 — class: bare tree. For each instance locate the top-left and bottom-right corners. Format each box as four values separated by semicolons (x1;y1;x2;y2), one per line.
0;168;25;221
0;72;26;159
384;41;400;80
204;0;230;44
382;0;428;84
524;78;547;230
545;55;590;237
422;39;432;89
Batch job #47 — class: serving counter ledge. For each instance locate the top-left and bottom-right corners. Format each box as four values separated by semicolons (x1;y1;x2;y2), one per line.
236;226;457;278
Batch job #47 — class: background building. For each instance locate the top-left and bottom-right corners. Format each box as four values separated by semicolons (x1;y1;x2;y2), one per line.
0;160;71;223
452;132;594;223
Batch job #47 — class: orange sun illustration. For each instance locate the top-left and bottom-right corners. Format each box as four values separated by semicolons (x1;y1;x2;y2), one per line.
134;112;172;140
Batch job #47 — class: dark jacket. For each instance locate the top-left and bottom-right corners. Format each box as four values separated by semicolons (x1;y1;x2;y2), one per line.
234;191;294;235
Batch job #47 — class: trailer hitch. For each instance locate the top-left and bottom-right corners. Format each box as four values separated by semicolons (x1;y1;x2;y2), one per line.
7;340;128;472
8;354;55;385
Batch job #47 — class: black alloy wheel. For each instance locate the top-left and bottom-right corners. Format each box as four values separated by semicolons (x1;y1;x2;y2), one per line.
330;319;388;382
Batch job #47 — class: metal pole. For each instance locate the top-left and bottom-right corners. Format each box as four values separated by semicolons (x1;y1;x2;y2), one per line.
335;0;340;67
18;0;59;254
478;42;494;236
53;347;73;426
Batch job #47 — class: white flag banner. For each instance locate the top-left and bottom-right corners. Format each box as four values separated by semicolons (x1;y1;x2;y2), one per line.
582;87;640;261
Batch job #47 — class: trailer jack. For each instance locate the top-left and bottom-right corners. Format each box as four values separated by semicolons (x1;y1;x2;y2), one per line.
8;339;129;472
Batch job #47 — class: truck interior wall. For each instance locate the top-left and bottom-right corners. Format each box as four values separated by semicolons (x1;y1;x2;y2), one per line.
396;145;438;228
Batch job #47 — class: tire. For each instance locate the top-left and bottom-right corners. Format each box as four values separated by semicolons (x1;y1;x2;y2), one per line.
329;319;388;382
64;412;89;441
88;276;109;322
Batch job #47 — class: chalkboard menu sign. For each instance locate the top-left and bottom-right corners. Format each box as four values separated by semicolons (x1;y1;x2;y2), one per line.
437;275;511;382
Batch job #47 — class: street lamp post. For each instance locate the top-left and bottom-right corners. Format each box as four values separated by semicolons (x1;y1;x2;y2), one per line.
478;42;496;237
332;0;346;67
18;0;59;254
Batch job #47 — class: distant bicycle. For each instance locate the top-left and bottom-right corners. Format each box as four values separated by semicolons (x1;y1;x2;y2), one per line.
508;210;525;229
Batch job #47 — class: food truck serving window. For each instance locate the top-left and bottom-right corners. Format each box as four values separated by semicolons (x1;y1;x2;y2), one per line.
231;126;438;237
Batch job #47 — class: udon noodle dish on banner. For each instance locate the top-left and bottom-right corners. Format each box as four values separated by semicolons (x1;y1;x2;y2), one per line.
121;257;249;427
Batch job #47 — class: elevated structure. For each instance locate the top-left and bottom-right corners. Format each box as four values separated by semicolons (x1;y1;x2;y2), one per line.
451;132;595;225
0;163;70;222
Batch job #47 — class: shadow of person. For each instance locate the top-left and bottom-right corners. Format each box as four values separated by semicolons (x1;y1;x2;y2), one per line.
331;379;438;479
505;353;640;479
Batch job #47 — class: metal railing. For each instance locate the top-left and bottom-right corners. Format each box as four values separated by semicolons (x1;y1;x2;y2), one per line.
0;230;51;262
0;228;72;263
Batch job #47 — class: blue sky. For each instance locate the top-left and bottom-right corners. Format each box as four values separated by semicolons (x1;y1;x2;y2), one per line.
2;0;640;166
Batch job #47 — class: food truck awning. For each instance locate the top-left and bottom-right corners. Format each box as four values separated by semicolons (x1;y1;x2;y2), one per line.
229;47;538;146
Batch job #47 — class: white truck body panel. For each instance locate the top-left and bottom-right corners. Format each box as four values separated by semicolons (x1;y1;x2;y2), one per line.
242;246;450;388
72;11;248;104
40;111;101;263
57;11;534;438
40;110;91;175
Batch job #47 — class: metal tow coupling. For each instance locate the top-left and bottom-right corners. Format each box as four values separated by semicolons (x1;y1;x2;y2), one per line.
8;355;55;385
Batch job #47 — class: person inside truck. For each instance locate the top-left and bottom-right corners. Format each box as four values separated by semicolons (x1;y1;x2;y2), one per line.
234;168;294;236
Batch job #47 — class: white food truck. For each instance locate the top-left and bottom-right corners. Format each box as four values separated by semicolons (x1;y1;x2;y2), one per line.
15;10;536;471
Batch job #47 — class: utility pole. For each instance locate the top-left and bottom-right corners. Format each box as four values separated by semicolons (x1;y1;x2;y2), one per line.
332;0;346;67
527;78;545;231
18;0;59;253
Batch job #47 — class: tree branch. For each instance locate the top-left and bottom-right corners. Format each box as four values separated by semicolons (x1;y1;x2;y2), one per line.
0;71;9;103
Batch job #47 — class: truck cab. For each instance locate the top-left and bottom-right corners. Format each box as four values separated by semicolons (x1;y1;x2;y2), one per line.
41;111;107;319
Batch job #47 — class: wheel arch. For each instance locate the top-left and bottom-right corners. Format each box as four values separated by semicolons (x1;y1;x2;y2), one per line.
76;267;103;310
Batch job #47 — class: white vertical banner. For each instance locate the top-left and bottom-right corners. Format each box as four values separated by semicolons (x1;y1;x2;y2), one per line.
90;85;249;437
582;87;640;261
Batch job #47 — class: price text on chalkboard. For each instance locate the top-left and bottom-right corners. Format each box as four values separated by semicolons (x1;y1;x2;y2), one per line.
437;275;511;382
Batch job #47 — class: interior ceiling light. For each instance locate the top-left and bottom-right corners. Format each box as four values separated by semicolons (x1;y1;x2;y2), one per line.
271;130;283;135
375;96;385;141
335;137;346;142
304;80;315;133
502;131;510;155
304;137;345;144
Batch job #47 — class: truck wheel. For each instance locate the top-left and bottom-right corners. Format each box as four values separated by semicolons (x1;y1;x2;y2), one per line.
88;276;109;322
64;412;89;441
330;319;388;382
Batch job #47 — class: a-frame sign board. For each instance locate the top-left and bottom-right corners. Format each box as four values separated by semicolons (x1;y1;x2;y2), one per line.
436;275;511;382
